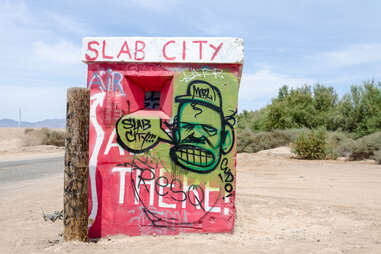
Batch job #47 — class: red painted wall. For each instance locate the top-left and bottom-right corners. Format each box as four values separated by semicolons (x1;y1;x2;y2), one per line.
87;62;241;237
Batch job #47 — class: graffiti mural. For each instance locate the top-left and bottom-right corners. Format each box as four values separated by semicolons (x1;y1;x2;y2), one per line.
83;37;243;238
170;80;235;173
116;80;235;174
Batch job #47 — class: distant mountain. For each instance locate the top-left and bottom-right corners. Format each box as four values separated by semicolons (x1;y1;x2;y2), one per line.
0;118;66;128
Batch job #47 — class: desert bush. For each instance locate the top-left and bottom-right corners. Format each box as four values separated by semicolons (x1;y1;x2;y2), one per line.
274;128;306;143
23;128;47;146
335;81;381;137
374;150;381;164
237;125;381;162
264;84;338;130
237;128;304;153
326;131;356;158
237;108;268;131
44;129;65;146
236;128;262;153
237;81;381;138
291;129;331;160
23;128;65;147
236;81;381;157
348;131;381;161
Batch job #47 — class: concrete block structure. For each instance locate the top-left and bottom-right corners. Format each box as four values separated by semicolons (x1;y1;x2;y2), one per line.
81;37;244;237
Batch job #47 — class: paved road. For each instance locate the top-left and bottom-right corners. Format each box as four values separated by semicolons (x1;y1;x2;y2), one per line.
0;156;64;185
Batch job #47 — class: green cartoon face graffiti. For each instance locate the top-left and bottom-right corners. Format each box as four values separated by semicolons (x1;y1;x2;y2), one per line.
171;103;222;172
116;79;235;174
170;80;234;173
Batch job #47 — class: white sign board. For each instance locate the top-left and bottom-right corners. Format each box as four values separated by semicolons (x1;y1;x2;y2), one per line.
81;37;244;64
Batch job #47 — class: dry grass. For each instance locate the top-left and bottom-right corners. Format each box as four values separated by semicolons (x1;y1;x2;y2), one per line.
23;128;65;147
237;128;305;153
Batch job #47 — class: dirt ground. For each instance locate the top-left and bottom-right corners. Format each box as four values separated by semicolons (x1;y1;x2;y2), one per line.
0;143;380;254
0;128;64;162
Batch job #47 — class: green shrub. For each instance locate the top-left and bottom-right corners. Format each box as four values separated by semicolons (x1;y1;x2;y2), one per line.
237;108;268;131
237;126;381;162
237;81;381;138
23;128;65;147
237;128;267;153
273;128;306;143
291;129;330;160
348;131;381;160
237;128;304;153
326;131;355;158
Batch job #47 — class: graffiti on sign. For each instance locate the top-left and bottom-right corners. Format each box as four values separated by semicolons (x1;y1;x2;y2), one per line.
85;37;243;238
116;80;235;174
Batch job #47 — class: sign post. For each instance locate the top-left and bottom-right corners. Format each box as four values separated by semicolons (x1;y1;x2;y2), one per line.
64;87;90;241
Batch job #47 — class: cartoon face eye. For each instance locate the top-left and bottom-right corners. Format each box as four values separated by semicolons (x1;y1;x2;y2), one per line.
180;122;217;137
202;125;217;136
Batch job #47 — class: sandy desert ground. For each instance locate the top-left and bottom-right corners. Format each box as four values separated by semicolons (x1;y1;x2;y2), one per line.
0;128;64;162
0;128;380;253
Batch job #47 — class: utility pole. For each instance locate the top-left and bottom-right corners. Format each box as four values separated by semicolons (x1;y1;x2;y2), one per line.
64;87;89;242
18;108;21;128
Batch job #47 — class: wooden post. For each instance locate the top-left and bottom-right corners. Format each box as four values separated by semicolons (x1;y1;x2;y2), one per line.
64;87;90;242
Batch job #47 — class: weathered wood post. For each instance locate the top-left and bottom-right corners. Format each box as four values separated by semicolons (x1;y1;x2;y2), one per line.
64;87;90;241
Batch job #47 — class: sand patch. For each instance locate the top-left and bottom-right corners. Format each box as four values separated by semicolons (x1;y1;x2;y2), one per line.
0;128;64;162
0;149;381;253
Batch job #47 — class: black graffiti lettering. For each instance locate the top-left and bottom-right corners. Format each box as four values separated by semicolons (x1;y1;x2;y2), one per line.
119;154;224;228
218;173;223;182
187;185;205;209
220;158;234;195
125;131;135;142
170;178;187;202
138;168;156;182
125;131;157;144
224;173;234;183
116;79;237;173
122;118;133;129
220;158;234;182
141;119;151;130
125;155;206;210
154;176;189;202
142;132;157;143
155;176;169;196
126;131;146;142
224;183;233;193
137;167;155;192
122;118;151;131
192;86;214;101
220;157;228;169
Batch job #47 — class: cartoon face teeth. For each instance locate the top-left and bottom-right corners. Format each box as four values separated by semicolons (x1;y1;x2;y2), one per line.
175;146;215;167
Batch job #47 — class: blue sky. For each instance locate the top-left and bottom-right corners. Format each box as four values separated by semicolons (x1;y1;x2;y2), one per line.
1;0;381;121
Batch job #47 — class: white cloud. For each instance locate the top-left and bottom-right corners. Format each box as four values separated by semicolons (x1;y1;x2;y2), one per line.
313;43;381;68
0;1;32;25
0;2;86;122
0;1;85;69
44;11;92;35
33;40;80;64
238;69;314;110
